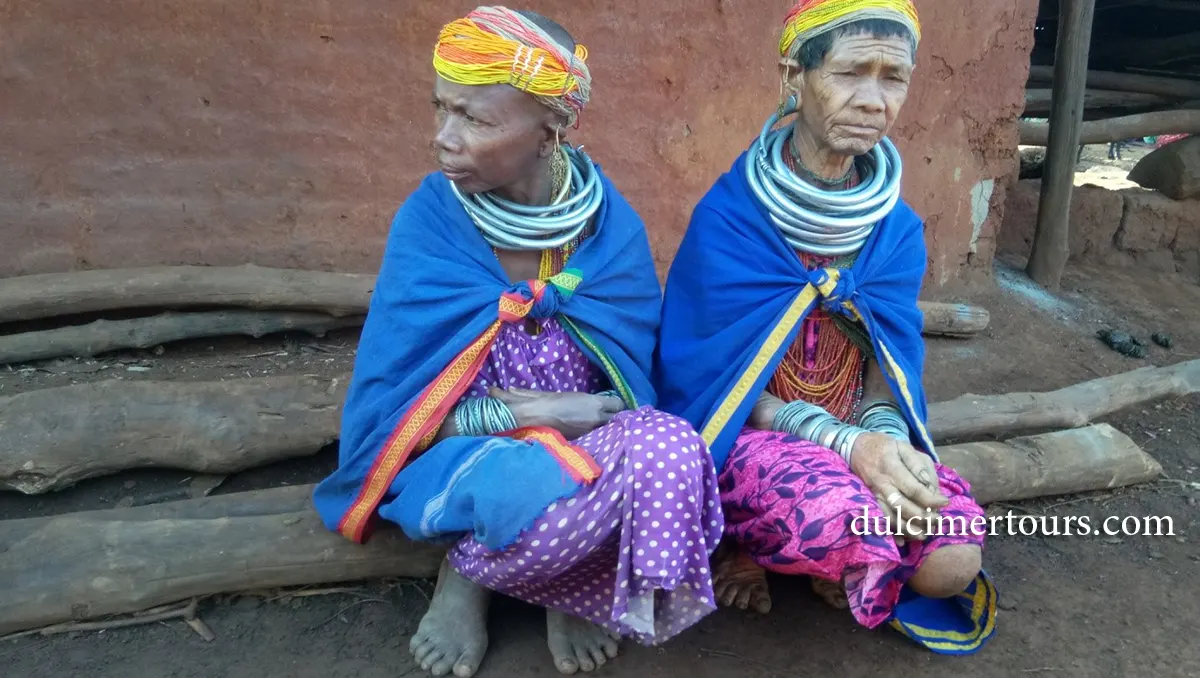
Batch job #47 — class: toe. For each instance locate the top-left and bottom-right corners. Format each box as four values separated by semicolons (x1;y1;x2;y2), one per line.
717;582;738;607
600;635;620;659
431;655;456;677
421;648;446;671
588;645;608;668
734;585;753;610
574;646;596;672
412;640;435;664
453;643;487;678
556;657;580;675
751;588;773;614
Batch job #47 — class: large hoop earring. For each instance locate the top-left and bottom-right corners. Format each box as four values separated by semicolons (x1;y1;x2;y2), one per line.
784;93;798;115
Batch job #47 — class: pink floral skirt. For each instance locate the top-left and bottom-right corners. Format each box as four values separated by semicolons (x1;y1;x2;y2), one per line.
720;428;986;628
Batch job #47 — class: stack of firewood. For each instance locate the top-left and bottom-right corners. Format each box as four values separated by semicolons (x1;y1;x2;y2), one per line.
0;264;1192;639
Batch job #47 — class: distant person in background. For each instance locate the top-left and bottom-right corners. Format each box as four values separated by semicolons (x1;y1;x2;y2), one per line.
1076;141;1129;162
1156;133;1190;148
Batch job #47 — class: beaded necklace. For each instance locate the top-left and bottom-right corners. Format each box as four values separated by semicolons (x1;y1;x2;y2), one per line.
767;143;867;422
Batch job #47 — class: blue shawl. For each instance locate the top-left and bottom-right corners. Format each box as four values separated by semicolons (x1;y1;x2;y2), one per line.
655;150;999;656
313;167;660;544
655;150;936;473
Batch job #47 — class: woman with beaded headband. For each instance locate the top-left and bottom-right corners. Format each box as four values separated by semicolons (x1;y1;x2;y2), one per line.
312;6;722;677
655;0;998;654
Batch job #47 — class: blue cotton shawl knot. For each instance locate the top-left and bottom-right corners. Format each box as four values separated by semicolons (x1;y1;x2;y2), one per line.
810;267;860;320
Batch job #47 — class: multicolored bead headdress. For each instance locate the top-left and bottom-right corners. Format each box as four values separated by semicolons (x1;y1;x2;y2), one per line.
433;6;591;126
779;0;921;60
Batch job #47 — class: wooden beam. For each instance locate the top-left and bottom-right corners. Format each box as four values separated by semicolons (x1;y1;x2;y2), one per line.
0;265;373;324
1027;0;1097;290
0;374;348;494
1024;88;1175;116
1020;109;1200;145
0;311;363;366
0;485;446;636
936;424;1161;505
0;424;1160;636
0;267;983;363
927;359;1200;442
5;360;1196;494
917;301;989;337
1026;66;1200;100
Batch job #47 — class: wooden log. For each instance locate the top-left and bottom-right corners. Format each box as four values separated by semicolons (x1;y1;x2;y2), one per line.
0;310;364;366
917;301;989;337
928;359;1200;442
936;424;1161;505
0;484;446;636
0;266;984;353
1026;0;1096;291
5;359;1195;495
0;374;349;494
0;425;1160;635
1026;66;1200;100
0;265;374;323
1020;109;1200;146
1023;88;1174;116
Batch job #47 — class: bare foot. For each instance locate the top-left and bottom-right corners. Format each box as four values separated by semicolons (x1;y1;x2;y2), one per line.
712;543;772;614
811;577;850;610
546;609;619;675
410;560;490;677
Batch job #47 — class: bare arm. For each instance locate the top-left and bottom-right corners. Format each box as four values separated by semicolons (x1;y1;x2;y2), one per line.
857;355;898;417
430;396;542;444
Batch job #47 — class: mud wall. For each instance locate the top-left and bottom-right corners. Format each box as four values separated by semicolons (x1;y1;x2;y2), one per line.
1000;179;1200;283
0;0;1038;293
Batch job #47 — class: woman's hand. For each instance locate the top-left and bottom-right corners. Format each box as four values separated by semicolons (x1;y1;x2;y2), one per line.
748;392;787;431
490;387;624;440
849;432;947;540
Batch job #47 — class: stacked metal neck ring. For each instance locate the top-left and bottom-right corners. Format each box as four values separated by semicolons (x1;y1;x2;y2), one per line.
452;144;604;251
744;97;903;256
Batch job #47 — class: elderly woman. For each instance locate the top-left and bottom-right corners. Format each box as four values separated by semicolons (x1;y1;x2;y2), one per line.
313;7;722;677
655;0;997;655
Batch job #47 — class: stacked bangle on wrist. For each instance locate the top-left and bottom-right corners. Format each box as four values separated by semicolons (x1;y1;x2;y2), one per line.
772;400;865;465
858;401;910;442
454;396;519;437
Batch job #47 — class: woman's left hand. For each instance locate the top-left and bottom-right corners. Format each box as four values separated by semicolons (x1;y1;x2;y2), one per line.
490;387;624;439
849;432;947;539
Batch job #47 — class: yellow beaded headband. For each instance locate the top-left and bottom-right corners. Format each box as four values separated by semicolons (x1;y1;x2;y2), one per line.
433;6;591;126
780;0;921;59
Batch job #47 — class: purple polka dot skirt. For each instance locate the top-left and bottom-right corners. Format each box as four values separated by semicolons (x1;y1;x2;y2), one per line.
448;320;724;644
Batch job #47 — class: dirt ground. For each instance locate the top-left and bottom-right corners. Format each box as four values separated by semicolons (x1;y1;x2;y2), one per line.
3;252;1200;675
1072;141;1156;191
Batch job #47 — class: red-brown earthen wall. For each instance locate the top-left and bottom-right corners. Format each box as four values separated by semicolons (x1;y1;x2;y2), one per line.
0;0;1038;293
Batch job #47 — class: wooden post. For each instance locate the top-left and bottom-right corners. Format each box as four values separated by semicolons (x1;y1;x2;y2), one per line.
1026;0;1097;290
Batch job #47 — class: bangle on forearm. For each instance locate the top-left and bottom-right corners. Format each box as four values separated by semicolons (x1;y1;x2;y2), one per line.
596;389;624;405
773;400;863;465
454;396;519;437
858;401;910;442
